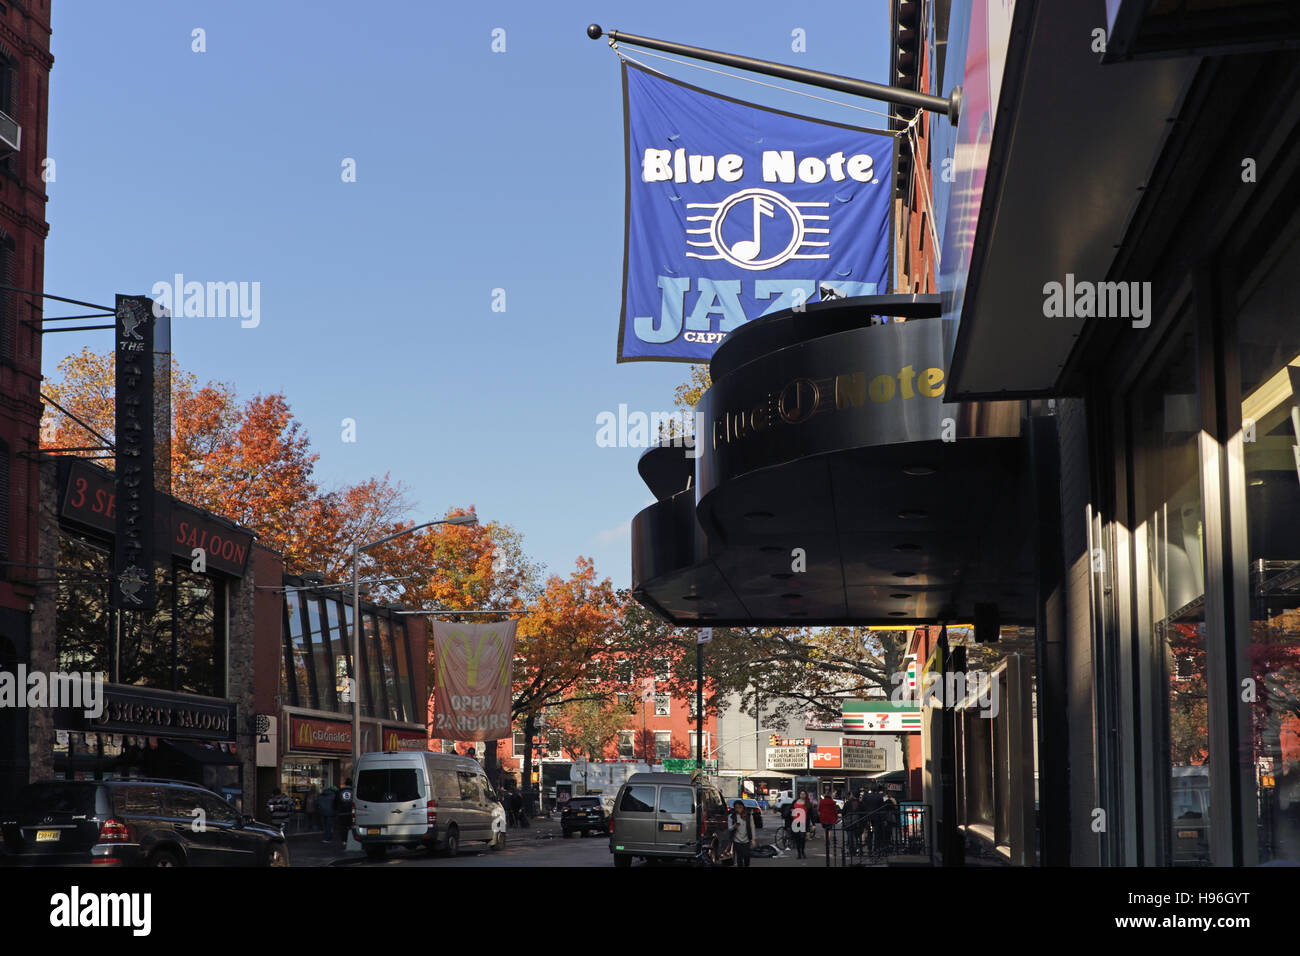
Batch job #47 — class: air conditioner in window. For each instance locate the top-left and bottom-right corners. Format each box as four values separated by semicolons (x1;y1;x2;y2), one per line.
0;109;18;155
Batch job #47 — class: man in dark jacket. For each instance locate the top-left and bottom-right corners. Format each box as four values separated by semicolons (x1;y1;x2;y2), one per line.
860;785;886;854
842;792;862;856
317;784;338;843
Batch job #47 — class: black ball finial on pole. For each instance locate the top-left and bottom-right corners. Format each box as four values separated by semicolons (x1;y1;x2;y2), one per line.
587;24;603;40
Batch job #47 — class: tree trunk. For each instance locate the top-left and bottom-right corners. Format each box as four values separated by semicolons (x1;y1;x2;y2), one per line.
484;739;499;789
521;712;536;814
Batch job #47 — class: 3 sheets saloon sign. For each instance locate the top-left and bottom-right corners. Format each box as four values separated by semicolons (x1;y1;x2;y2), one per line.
618;61;894;362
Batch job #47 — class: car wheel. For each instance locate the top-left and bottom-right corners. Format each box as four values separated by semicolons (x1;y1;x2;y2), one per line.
150;849;182;868
491;831;506;851
444;825;459;857
579;828;588;838
268;843;290;867
562;828;572;838
613;852;631;868
365;844;387;861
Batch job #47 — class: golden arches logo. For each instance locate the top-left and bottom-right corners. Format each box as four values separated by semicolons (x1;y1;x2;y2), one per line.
436;628;512;691
297;721;312;747
386;731;399;750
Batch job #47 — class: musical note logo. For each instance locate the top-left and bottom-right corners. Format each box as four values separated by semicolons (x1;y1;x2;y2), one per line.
685;188;829;271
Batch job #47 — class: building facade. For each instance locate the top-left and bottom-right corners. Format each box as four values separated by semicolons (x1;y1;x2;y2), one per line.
260;576;428;825
27;457;269;809
0;0;52;809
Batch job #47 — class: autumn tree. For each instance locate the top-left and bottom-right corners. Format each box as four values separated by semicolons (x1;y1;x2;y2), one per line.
619;594;909;726
40;347;418;576
556;697;624;763
512;558;623;794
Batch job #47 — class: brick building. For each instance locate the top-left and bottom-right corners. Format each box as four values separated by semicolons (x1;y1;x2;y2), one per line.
0;0;53;807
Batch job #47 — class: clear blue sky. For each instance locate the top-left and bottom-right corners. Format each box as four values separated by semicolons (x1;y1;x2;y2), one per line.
43;0;894;588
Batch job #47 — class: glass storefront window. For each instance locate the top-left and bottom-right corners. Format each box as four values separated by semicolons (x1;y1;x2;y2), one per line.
389;619;414;723
305;597;335;711
285;592;312;708
363;614;384;719
1237;230;1300;864
58;540;226;697
325;598;354;708
174;565;221;697
56;534;111;676
377;616;400;722
1131;323;1211;865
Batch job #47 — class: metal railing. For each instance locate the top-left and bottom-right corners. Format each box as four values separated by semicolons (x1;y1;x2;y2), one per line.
825;804;932;866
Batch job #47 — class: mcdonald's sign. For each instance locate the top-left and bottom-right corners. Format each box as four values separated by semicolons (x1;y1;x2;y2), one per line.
383;727;427;751
288;716;352;754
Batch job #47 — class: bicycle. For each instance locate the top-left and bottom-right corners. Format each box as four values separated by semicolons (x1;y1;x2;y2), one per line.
774;824;792;852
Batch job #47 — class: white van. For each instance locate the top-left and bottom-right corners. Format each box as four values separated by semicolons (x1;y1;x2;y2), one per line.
352;751;505;860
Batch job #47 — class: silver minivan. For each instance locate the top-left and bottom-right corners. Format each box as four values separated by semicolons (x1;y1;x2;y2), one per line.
608;772;728;867
352;751;505;860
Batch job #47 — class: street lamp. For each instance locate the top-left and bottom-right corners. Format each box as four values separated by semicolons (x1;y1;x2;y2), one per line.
350;514;478;772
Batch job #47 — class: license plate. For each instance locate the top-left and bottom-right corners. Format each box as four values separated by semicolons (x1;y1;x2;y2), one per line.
367;828;380;836
661;823;681;832
1177;830;1198;839
35;830;60;843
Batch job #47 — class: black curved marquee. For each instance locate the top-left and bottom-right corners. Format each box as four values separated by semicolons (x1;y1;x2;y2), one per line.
630;296;1038;626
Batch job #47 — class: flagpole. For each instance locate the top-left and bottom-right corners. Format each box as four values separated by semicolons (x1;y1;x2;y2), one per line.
586;24;961;125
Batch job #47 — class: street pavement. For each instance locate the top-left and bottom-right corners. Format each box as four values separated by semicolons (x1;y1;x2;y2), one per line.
288;816;885;868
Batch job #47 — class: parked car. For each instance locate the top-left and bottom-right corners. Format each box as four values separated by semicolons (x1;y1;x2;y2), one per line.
0;779;289;867
561;796;609;837
1172;767;1210;865
352;751;504;860
609;772;728;867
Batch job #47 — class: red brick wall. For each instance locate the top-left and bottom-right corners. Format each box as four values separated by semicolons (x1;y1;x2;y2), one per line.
0;0;51;615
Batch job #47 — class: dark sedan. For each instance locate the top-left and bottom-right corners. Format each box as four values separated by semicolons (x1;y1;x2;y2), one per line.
0;780;289;867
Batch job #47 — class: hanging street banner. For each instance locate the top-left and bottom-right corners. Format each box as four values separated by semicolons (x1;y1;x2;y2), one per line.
842;700;922;732
617;61;895;363
431;621;517;740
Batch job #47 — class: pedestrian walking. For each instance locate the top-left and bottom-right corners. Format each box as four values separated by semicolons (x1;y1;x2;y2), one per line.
337;777;354;846
818;791;839;858
267;788;292;833
306;786;320;831
790;789;811;859
728;800;755;868
880;785;900;851
317;782;338;842
861;784;885;855
843;791;862;856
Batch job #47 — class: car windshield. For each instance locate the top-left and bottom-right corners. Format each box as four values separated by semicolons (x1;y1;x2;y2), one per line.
567;798;600;808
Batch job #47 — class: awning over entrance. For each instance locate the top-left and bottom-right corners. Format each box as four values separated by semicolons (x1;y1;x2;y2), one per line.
942;0;1197;399
631;297;1035;626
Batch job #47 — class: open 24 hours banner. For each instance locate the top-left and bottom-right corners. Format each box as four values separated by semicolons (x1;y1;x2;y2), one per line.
618;61;895;363
431;621;516;740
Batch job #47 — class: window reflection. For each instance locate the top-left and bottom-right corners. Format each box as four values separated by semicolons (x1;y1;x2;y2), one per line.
1237;230;1300;864
1131;324;1210;865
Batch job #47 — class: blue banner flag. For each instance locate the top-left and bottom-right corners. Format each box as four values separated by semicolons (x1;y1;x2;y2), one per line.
617;61;895;363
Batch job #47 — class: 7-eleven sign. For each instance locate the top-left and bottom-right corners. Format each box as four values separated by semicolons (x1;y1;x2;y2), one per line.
841;701;922;733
